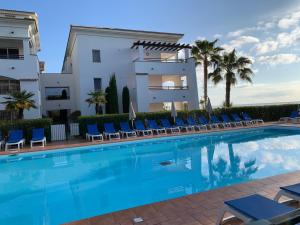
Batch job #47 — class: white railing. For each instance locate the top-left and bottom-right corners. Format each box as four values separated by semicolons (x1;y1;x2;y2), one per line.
51;124;66;141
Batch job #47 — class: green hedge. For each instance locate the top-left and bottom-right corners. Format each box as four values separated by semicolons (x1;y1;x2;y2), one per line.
77;104;299;136
0;118;52;142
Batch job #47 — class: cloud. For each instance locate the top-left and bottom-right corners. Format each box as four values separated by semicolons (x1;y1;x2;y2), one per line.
278;10;300;29
213;33;222;39
277;26;300;47
258;53;300;65
255;40;278;54
222;36;259;51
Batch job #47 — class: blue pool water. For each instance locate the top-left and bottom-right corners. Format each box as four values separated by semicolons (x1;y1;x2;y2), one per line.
1;126;300;225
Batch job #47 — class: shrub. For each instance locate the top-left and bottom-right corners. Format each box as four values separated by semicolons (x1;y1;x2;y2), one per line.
122;86;130;113
105;74;119;114
0;118;52;142
78;104;299;136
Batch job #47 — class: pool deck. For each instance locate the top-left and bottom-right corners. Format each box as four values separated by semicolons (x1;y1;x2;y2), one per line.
63;171;300;225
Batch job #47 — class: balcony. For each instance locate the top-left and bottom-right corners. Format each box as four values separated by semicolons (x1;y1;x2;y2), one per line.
0;54;24;60
148;85;188;90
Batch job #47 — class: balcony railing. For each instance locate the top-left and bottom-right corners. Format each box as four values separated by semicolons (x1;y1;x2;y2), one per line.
0;54;24;60
134;57;187;63
46;95;70;100
149;85;188;90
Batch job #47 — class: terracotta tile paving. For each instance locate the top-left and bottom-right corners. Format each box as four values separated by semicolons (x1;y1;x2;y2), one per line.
62;171;300;225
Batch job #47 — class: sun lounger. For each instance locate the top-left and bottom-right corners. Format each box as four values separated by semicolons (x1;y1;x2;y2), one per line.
103;123;120;140
119;122;137;138
231;113;251;126
86;124;103;141
160;119;180;133
221;114;241;127
187;116;207;131
30;128;46;148
242;112;264;124
211;115;227;128
147;119;166;135
5;130;25;151
175;118;194;132
274;183;300;203
216;194;295;225
134;120;153;136
279;111;300;123
198;116;214;129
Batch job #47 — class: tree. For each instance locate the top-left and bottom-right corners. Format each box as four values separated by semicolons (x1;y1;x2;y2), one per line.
86;90;107;114
209;49;253;108
105;74;119;114
122;86;130;113
1;90;36;119
191;39;223;104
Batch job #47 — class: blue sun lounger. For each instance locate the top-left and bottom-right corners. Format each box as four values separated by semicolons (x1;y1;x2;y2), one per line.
30;128;46;148
221;114;241;127
86;124;103;141
119;122;136;138
5;130;25;151
198;116;214;129
242;112;264;124
187;116;207;131
175;118;193;132
103;123;120;140
274;183;300;203
217;194;295;225
231;113;251;126
211;115;228;128
279;111;300;122
160;119;180;133
134;120;152;136
147;119;166;135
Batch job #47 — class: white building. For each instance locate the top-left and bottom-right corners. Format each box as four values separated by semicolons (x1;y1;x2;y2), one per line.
0;9;42;120
0;9;200;120
41;26;200;119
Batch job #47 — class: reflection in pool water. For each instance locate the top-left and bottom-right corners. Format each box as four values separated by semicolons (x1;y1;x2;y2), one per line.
0;127;299;225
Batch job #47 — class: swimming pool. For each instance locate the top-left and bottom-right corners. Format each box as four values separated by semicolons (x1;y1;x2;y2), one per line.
1;126;300;225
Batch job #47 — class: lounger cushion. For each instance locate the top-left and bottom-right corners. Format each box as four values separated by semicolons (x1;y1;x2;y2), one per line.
225;194;294;220
281;183;300;196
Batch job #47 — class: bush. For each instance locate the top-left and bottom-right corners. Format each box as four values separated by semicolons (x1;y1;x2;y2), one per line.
0;118;52;142
78;104;299;136
106;74;119;114
122;86;130;113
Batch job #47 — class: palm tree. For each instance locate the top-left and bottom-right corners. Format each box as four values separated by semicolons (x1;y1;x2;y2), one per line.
86;90;107;114
191;39;223;104
209;49;253;107
1;90;36;119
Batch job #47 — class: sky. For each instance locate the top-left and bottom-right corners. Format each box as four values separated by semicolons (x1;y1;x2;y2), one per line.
1;0;300;106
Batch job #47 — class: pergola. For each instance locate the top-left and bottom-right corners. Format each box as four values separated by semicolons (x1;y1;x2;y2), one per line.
131;40;191;51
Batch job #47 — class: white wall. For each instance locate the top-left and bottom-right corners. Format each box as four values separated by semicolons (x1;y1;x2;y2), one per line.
40;73;76;115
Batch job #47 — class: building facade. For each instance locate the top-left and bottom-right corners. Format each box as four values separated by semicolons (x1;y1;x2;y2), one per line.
0;9;200;120
0;9;42;120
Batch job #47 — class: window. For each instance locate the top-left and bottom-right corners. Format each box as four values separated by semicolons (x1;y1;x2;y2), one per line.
0;77;20;94
94;78;102;91
92;49;101;63
45;87;70;100
0;110;17;121
0;48;20;59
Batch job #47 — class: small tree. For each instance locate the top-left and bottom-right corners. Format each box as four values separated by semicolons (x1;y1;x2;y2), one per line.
1;90;36;119
122;86;130;113
86;90;107;114
106;74;119;114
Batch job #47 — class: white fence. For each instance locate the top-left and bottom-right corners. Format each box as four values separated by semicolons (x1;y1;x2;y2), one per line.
50;123;80;141
70;123;80;136
51;124;66;141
